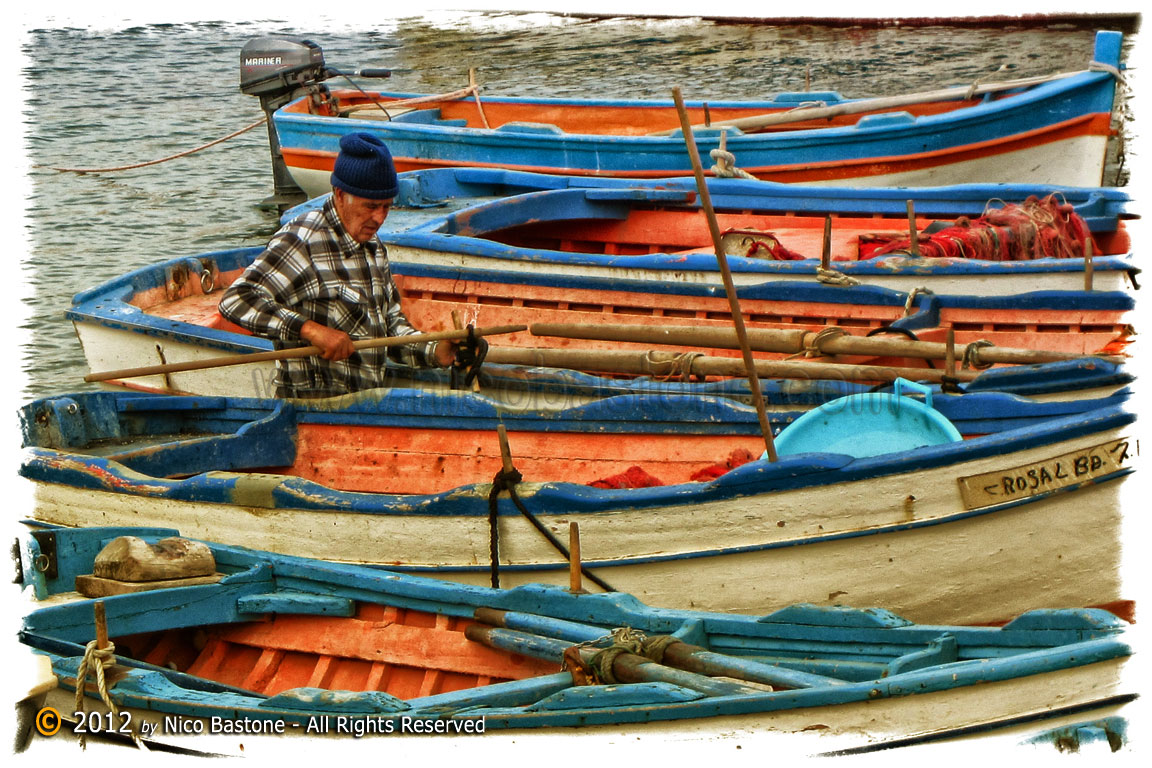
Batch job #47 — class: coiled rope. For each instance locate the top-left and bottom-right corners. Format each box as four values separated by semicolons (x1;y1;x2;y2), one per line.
962;339;996;370
816;267;860;286
562;627;684;685
642;350;706;381
41;117;268;174
786;326;847;360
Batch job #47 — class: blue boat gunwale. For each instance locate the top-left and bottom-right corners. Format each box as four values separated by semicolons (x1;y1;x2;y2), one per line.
19;525;1131;645
388;227;1137;279
390;186;1134;276
285;170;1132;230
62;166;1135;357
30;635;1127;728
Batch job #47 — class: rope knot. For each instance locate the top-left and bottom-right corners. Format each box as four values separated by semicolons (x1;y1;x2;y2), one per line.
709;147;757;180
491;467;523;491
797;327;847;359
940;374;964;394
644;351;705;381
963;339;996;370
74;639;146;749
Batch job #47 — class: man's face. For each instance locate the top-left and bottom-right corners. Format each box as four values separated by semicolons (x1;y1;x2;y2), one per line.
333;189;393;244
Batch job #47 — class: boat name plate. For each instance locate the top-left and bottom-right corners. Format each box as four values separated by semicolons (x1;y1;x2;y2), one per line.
957;438;1132;510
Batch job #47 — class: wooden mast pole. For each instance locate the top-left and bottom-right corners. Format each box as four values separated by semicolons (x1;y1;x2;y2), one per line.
672;88;777;462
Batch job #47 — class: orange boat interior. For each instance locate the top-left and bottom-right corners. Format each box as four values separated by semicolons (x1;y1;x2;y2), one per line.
287;423;763;494
135;250;1131;367
112;602;559;699
465;207;1129;261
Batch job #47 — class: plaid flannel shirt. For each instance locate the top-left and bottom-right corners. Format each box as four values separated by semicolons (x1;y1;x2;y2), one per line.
219;197;437;398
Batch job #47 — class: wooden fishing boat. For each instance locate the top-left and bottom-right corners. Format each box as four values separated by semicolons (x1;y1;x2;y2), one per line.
18;385;1136;626
17;525;1134;755
66;171;1134;397
273;31;1125;196
379;183;1136;296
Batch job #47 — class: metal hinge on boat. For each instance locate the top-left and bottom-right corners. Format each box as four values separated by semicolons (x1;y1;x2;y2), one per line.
30;530;59;580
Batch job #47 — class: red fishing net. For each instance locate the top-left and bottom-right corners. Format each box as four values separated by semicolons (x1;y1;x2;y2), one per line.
588;448;758;488
859;194;1097;261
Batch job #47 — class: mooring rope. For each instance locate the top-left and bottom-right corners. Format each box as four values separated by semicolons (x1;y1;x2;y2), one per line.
41;117;268;174
1089;60;1126;84
902;287;934;317
73;639;145;750
487;467;616;593
709;148;757;179
815;267;860;286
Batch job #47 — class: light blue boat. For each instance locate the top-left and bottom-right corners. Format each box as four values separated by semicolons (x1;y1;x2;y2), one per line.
17;526;1134;755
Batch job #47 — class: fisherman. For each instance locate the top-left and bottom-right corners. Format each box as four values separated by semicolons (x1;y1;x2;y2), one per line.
219;131;457;398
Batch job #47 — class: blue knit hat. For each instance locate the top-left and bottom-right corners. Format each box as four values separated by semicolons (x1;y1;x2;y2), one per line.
330;132;398;200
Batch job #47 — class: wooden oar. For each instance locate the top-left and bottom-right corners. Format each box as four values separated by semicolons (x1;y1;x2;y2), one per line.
337;85;479;116
528;323;1121;366
673;86;778;462
486;346;982;384
648;69;1088;136
83;325;527;383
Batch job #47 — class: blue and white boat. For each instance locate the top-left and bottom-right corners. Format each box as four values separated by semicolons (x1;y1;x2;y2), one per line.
67;168;1134;397
17;383;1136;626
271;32;1126;195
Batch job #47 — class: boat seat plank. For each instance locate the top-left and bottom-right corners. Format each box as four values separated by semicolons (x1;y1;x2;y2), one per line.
388;108;444;123
495;121;565;135
100;401;298;478
237;592;355;617
75;573;224;597
345;107;437;122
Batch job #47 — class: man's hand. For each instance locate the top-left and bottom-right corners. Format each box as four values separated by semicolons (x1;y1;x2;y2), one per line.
301;320;355;361
434;340;458;367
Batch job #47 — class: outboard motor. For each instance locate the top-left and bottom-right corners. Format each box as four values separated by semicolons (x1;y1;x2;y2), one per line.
240;37;328;100
240;37;390;211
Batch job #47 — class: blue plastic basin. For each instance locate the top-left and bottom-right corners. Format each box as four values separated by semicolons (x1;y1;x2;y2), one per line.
771;379;962;458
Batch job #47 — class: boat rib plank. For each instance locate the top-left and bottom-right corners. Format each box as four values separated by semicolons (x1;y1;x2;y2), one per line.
307;655;337;688
419;669;445;698
242;647;286;693
365;661;389;692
